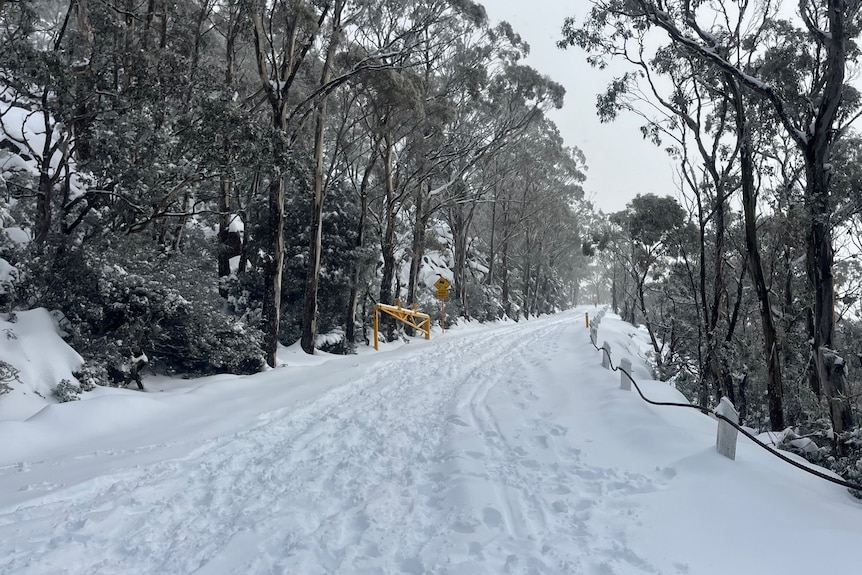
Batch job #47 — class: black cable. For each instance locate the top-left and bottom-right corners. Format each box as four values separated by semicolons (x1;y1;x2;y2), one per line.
588;330;862;494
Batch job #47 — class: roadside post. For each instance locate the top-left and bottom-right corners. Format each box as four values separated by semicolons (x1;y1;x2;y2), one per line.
434;276;451;333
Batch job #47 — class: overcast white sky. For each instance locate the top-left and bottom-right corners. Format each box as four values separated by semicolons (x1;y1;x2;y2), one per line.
483;0;677;213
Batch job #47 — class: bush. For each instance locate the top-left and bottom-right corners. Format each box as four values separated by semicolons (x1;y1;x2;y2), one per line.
14;232;265;381
73;363;106;390
53;378;81;402
0;360;20;395
777;425;862;500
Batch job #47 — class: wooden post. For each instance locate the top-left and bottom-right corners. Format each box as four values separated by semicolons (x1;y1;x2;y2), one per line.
619;357;632;391
373;306;379;350
441;300;445;333
715;396;740;461
601;341;611;369
585;312;589;328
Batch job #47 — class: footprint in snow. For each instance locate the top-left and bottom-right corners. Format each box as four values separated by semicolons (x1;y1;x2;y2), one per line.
452;519;478;533
532;435;549;449
446;415;469;427
482;506;504;528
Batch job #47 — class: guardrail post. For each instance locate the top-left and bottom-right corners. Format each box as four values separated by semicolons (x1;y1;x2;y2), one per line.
619;357;632;390
590;326;598;347
601;341;611;369
715;397;740;461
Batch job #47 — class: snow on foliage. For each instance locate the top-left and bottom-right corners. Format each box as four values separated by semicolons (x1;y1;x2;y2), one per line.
0;257;16;295
0;309;84;420
0;85;92;201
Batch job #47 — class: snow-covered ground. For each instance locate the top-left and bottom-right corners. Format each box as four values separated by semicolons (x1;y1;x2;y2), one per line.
1;308;860;574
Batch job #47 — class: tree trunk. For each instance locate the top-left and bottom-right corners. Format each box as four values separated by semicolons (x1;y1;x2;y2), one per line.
802;0;853;436
500;237;511;318
819;348;853;445
170;193;189;251
379;132;397;309
216;5;240;296
406;183;426;307
486;186;498;286
34;130;53;252
731;79;784;430
217;175;233;296
300;112;326;353
345;152;374;348
452;212;469;316
262;174;286;368
300;1;343;354
806;148;852;434
636;270;662;356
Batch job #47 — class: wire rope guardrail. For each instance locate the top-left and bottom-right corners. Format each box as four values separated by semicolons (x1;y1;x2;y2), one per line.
586;309;862;495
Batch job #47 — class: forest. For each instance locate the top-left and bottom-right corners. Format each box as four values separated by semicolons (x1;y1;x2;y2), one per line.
1;1;861;489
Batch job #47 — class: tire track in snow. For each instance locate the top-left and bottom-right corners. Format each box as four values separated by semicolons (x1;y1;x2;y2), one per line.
0;315;569;575
414;315;587;574
0;312;672;574
414;315;673;574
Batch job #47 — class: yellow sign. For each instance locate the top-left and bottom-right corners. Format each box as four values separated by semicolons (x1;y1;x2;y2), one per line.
436;288;449;300
434;277;451;290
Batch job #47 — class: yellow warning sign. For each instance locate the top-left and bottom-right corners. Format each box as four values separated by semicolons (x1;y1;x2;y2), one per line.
436;288;449;300
434;277;451;290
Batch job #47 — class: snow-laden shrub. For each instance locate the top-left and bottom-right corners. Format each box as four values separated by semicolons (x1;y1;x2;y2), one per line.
73;364;104;390
14;233;265;381
52;378;81;402
464;282;505;322
152;309;264;376
776;424;862;500
0;359;20;395
838;428;862;499
316;328;345;354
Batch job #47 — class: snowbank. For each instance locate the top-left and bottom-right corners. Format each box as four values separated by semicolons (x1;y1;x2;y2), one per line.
0;308;84;421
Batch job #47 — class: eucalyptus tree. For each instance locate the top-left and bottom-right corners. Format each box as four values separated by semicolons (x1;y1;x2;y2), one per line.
299;0;348;354
247;0;326;365
507;124;586;318
325;82;381;348
247;0;435;360
621;194;687;357
563;0;859;437
208;0;253;292
401;14;496;311
443;62;566;317
472;117;586;319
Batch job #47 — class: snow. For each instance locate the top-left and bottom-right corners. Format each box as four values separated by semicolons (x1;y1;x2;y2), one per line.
2;226;31;245
227;214;244;233
1;308;860;574
1;85;91;200
0;309;84;421
0;257;17;293
419;252;454;291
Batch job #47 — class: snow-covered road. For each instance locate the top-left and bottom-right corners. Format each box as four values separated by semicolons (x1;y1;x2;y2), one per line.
1;309;860;574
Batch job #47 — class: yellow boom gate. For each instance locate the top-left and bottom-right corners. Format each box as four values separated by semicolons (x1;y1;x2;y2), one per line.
373;301;431;350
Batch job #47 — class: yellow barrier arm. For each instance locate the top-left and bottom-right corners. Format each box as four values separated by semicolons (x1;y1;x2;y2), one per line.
373;303;431;350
